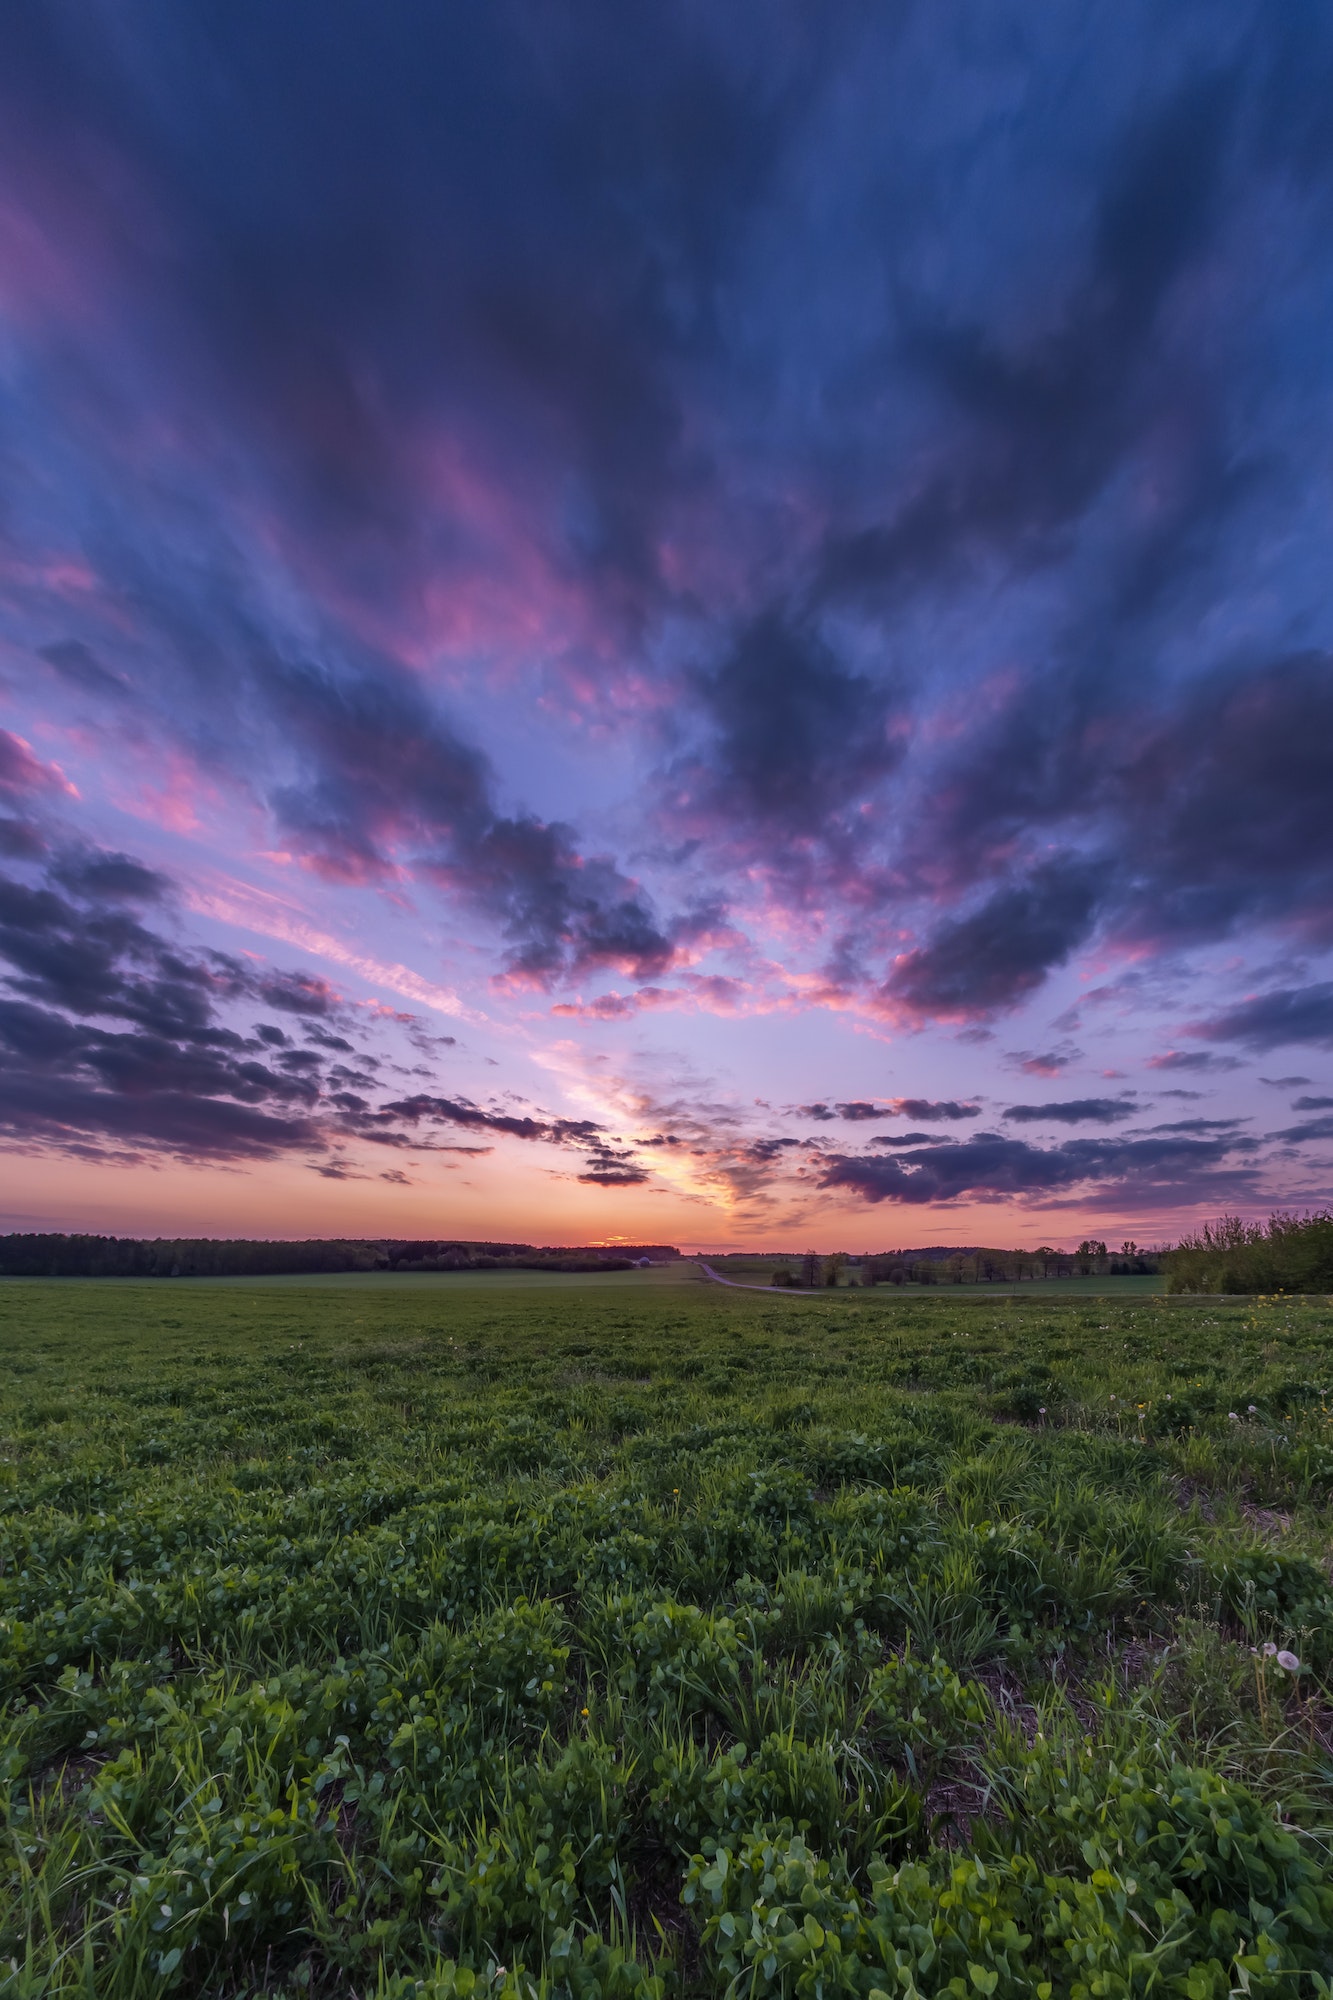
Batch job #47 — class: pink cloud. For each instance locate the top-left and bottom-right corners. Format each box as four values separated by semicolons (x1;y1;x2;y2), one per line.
0;728;77;796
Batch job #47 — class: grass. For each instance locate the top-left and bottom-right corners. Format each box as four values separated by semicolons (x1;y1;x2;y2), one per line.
2;1274;1333;1997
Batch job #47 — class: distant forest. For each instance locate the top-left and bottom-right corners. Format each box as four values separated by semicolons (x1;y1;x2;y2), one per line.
0;1236;683;1278
771;1240;1160;1287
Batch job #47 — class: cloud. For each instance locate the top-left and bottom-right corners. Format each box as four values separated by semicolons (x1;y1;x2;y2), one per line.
48;851;166;902
39;639;129;699
0;837;623;1174
678;610;905;850
887;1098;981;1122
820;1128;1258;1206
1007;1047;1081;1077
1146;1050;1245;1074
799;1095;980;1124
347;1092;602;1149
0;731;74;798
6;0;1333;1210
1187;983;1333;1052
1293;1095;1333;1111
0;852;338;1161
1148;1116;1246;1134
816;77;1239;606
1003;1098;1136;1125
1272;1116;1333;1144
883;864;1099;1022
578;1162;650;1187
258;651;676;985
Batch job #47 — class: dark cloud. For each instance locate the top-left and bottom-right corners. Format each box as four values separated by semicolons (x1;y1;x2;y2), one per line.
821;1129;1257;1206
798;1099;903;1123
878;648;1333;1026
48;851;167;903
0;856;336;1159
1106;654;1333;950
888;1099;981;1122
578;1163;650;1187
353;1095;560;1144
1272;1116;1333;1144
0;839;628;1172
0;873;238;1039
262;652;675;983
1003;1098;1136;1125
746;1136;804;1162
800;1096;980;1123
255;971;338;1018
306;1026;356;1054
0;1065;324;1160
1293;1095;1333;1111
1261;1075;1313;1088
0;818;46;861
1188;983;1333;1051
816;76;1238;604
681;611;903;847
38;640;129;699
1007;1049;1080;1077
4;0;1333;1119
884;864;1098;1021
1146;1050;1245;1074
1148;1116;1246;1135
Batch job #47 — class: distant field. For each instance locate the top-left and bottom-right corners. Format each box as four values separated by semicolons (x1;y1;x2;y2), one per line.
3;1278;1332;1996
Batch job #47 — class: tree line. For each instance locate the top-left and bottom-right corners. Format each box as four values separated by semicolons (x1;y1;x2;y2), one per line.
0;1236;681;1278
769;1241;1160;1287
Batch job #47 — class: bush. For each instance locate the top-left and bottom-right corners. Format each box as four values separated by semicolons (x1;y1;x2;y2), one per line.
1166;1211;1333;1293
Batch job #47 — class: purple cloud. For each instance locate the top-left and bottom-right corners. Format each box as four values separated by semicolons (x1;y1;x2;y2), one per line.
1003;1098;1136;1125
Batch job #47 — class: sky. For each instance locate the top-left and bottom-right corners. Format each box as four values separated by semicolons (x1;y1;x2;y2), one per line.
3;1;1333;1251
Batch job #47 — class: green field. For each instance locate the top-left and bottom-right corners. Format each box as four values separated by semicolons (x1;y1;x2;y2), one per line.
3;1275;1333;1998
